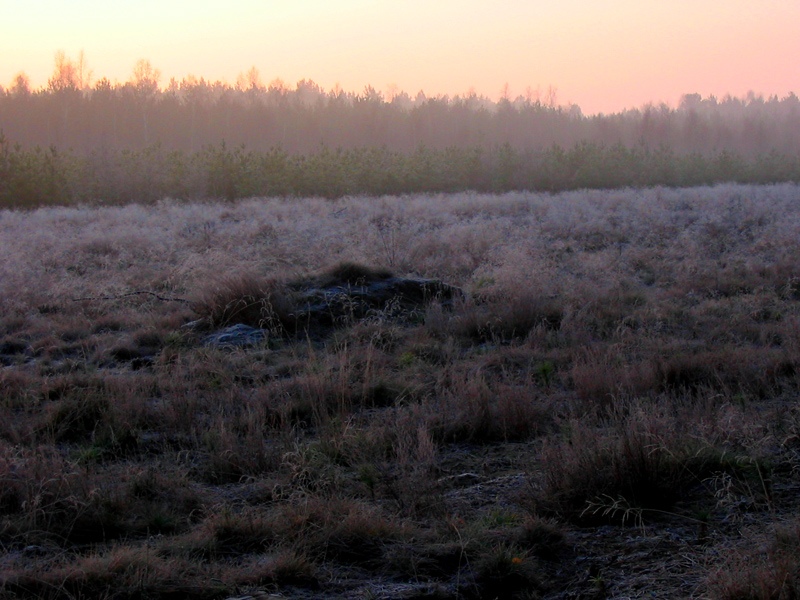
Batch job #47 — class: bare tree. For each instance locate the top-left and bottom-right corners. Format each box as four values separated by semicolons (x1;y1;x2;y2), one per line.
236;66;264;93
48;50;79;93
131;59;161;99
76;50;93;91
131;59;161;144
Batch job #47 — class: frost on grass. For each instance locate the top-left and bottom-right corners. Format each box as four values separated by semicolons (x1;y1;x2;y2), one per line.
2;184;800;599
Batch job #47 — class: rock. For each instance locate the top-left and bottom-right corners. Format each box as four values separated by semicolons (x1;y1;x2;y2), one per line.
202;324;269;348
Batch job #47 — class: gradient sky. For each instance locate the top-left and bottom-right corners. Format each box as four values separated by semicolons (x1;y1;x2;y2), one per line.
2;0;798;115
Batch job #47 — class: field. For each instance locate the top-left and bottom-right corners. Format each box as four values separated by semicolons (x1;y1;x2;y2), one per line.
2;183;800;599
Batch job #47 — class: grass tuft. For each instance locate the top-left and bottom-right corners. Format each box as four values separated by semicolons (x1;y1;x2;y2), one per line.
192;272;296;332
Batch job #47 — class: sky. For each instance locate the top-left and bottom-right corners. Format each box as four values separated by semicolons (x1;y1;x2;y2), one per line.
1;0;799;115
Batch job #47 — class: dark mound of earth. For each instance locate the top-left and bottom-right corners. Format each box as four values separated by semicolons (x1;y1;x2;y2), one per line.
200;263;462;348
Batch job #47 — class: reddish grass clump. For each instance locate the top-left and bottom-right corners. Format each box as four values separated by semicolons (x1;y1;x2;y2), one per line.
192;272;296;331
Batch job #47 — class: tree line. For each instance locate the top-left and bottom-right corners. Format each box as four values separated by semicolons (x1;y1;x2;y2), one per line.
3;54;800;155
1;53;799;207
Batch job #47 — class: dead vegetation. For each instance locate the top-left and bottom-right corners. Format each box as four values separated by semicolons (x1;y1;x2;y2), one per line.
1;184;800;598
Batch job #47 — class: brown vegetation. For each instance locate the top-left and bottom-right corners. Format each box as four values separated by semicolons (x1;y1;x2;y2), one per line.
1;184;800;598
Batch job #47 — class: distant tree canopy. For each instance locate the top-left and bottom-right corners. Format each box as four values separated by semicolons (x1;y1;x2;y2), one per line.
1;53;799;207
3;53;800;155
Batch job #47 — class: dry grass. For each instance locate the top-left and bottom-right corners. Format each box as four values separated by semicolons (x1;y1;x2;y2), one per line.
1;184;800;598
709;520;800;599
533;400;772;522
191;272;297;332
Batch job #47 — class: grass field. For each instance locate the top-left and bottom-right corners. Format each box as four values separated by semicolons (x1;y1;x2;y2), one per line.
2;184;800;598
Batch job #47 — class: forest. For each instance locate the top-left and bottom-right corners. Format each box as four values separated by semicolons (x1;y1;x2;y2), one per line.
1;54;800;207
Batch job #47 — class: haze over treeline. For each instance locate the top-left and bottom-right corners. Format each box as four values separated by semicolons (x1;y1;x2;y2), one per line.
1;54;800;207
2;55;800;155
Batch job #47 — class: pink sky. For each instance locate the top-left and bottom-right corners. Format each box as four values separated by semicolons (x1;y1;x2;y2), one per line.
2;0;798;115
